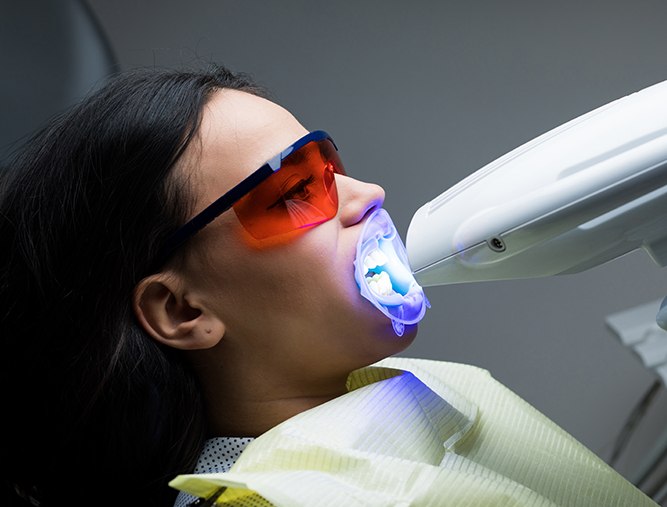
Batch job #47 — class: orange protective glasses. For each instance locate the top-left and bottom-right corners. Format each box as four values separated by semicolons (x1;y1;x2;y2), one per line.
160;131;345;259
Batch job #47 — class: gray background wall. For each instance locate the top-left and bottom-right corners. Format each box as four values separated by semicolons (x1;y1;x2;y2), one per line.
4;0;667;500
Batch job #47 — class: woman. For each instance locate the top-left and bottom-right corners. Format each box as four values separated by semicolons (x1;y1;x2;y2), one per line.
0;66;655;507
0;64;416;506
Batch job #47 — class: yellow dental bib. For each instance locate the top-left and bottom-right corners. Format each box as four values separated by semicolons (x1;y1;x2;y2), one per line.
170;358;656;506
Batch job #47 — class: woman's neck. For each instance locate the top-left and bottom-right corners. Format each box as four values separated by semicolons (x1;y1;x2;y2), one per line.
205;390;346;437
188;345;351;437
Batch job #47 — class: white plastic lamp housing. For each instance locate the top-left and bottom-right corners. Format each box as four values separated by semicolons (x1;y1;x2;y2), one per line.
407;79;667;287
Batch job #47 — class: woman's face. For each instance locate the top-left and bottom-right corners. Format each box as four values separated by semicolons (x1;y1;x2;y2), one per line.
176;89;418;382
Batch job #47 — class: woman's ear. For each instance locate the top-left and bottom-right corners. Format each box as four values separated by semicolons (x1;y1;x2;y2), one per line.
132;273;225;350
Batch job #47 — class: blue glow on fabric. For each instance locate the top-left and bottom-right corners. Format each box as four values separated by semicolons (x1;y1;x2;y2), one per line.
354;209;430;336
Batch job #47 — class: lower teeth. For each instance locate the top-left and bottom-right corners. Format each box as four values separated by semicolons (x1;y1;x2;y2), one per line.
366;271;395;296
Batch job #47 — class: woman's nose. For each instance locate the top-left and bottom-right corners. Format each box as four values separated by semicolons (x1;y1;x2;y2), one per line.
336;174;385;227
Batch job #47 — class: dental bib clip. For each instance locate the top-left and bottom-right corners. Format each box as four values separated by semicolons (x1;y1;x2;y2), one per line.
354;208;430;336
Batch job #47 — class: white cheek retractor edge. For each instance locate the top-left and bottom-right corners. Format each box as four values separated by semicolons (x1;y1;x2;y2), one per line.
354;208;430;336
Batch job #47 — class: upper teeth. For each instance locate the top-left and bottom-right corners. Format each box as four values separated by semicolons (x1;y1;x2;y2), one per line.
363;248;388;271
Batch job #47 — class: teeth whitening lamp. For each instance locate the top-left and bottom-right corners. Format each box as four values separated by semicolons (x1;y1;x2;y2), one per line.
404;80;667;489
407;79;667;292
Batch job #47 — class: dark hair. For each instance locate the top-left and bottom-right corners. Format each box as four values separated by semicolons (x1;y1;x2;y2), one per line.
0;65;265;506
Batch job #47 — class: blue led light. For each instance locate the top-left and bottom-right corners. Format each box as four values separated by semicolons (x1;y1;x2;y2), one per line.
354;209;430;336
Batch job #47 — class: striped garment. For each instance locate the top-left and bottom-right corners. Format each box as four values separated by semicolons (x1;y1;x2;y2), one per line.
170;357;656;506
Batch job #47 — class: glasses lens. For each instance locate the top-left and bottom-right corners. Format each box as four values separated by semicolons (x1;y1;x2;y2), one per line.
233;139;345;239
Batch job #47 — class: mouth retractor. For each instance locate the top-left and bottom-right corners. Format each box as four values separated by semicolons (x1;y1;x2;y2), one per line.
354;208;430;336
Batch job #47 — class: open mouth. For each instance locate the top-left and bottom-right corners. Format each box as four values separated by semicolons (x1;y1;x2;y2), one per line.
354;209;430;336
363;245;409;299
364;248;398;297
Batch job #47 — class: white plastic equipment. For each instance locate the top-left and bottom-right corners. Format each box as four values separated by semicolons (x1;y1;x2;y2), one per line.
407;80;667;287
